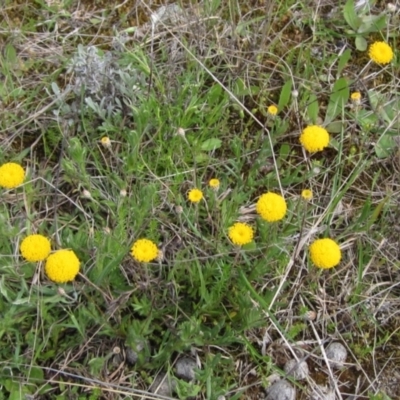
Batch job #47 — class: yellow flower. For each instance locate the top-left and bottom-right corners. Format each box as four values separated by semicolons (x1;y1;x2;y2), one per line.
300;125;330;153
350;92;362;106
228;222;254;246
267;105;278;116
309;238;341;269
301;189;313;201
131;239;158;262
100;136;111;148
45;249;80;283
0;162;25;189
20;234;51;262
368;41;394;65
256;192;287;222
209;178;220;189
188;188;203;203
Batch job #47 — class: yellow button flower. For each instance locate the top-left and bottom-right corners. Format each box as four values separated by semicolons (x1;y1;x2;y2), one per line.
368;41;394;65
309;238;341;269
188;188;203;203
267;105;278;116
256;192;287;222
301;189;313;201
45;249;80;283
20;234;51;262
300;125;330;153
209;178;220;189
350;92;362;106
228;222;254;246
131;239;158;262
300;125;329;153
100;136;111;148
0;162;25;189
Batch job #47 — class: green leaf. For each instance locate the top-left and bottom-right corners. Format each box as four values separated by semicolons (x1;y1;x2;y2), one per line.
4;44;17;64
307;93;319;123
279;144;291;160
358;14;387;34
175;380;201;399
337;49;352;75
366;195;390;230
90;18;102;25
278;80;292;111
324;77;349;124
343;0;361;31
326;121;344;133
201;138;222;151
375;133;398;158
194;152;209;163
382;99;400;129
28;366;44;383
355;36;368;51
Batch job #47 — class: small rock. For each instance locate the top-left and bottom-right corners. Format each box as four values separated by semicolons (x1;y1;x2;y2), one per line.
125;339;149;365
175;357;197;381
266;380;296;400
150;373;176;397
284;358;309;380
325;342;347;369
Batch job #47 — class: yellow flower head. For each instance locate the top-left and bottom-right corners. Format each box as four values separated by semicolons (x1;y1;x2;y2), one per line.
267;105;278;116
131;239;158;262
309;238;341;269
100;136;111;148
368;41;394;65
228;222;254;246
301;189;313;201
0;162;25;189
45;249;80;283
300;125;330;153
350;92;362;106
20;234;51;262
188;188;203;203
256;192;287;222
209;178;220;189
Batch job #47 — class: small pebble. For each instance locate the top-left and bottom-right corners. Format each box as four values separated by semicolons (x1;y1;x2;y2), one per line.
325;342;347;369
175;357;197;381
284;358;309;380
266;379;296;400
150;373;176;396
125;339;149;365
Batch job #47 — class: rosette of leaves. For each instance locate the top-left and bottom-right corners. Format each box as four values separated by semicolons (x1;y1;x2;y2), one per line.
54;44;148;119
343;0;388;51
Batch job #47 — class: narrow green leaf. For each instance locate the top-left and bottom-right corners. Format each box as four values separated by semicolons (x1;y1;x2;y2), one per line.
4;44;17;63
366;195;390;230
337;49;352;75
324;77;349;124
307;93;319;123
279;144;291;160
343;0;361;31
278;80;292;111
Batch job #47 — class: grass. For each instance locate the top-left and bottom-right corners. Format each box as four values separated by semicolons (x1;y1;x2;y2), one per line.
0;0;399;399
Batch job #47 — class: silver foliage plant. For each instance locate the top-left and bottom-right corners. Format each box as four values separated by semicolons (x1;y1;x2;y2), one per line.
56;43;147;119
